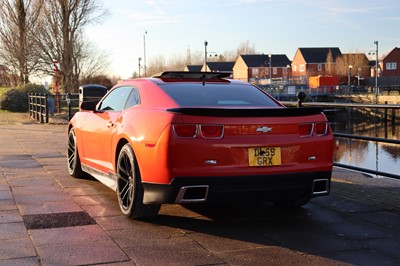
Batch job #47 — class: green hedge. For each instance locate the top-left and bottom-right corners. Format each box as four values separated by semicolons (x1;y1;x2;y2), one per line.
0;84;49;112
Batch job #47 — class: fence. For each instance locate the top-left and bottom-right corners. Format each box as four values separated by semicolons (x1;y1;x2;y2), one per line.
252;76;400;97
28;93;79;123
28;93;50;123
333;133;400;179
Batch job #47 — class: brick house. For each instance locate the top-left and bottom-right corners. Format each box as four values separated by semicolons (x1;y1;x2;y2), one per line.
184;65;202;72
291;48;342;79
233;54;291;83
381;47;400;76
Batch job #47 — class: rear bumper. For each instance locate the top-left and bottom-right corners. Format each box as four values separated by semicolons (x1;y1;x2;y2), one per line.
142;171;331;204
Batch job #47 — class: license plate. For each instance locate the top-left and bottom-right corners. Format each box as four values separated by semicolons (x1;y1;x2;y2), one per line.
248;147;281;167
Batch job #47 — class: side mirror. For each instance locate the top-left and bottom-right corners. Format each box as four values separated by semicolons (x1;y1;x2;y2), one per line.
80;101;97;111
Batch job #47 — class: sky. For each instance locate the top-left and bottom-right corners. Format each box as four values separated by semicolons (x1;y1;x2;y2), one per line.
85;0;400;79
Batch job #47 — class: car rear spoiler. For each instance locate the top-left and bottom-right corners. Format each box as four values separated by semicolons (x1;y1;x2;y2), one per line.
167;107;323;117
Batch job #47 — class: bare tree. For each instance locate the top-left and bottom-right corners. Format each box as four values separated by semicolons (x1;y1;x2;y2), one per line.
185;47;203;66
145;55;167;77
74;36;111;85
34;0;107;92
210;41;258;62
167;54;187;72
325;50;335;75
145;40;258;76
0;0;43;85
236;40;257;56
335;53;370;78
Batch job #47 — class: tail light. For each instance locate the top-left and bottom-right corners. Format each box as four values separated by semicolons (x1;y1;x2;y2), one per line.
173;124;196;138
298;122;329;137
298;123;314;137
315;122;328;136
173;124;224;139
200;125;224;139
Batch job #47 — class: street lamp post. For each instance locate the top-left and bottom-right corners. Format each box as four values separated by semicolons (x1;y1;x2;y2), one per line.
268;54;272;94
269;54;272;84
348;65;353;94
204;41;208;72
144;31;147;77
286;64;291;85
203;41;218;72
138;57;142;78
51;60;60;113
374;41;379;97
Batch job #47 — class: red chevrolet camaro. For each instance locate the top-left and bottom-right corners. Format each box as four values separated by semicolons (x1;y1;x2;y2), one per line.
68;72;334;219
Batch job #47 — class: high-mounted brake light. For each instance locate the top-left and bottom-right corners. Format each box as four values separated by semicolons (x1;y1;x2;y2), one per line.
173;124;197;138
200;125;224;139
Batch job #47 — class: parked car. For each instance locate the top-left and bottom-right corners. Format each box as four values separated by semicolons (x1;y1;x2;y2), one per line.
67;71;334;219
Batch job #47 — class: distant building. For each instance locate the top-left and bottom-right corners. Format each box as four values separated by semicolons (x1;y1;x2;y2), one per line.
291;47;342;78
201;62;235;73
184;65;202;72
381;47;400;77
233;54;291;83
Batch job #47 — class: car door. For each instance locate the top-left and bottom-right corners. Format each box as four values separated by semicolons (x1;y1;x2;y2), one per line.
81;86;133;173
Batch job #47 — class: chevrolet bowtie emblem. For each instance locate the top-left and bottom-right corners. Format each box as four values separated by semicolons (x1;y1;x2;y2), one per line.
256;126;273;133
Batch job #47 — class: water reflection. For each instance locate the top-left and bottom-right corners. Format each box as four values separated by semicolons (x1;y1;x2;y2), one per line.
327;108;400;176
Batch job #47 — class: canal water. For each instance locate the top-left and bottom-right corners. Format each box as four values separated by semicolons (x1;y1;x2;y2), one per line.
327;108;399;177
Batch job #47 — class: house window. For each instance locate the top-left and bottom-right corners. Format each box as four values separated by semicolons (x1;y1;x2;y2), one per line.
318;64;322;71
293;65;297;72
273;68;277;75
300;64;305;72
252;68;259;76
386;62;397;70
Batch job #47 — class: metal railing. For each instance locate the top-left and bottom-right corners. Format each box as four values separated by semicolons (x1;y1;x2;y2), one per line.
282;100;400;179
28;93;50;123
333;133;400;179
257;84;400;98
28;93;79;123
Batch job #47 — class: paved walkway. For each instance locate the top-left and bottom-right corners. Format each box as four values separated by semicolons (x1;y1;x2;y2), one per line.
1;113;400;265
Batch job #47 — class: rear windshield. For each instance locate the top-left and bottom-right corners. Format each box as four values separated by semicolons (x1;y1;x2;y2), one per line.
159;83;279;107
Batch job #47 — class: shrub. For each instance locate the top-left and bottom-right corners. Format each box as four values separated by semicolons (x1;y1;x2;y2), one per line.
0;84;48;112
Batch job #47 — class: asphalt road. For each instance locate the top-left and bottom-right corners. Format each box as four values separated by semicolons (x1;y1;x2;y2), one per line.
0;115;400;265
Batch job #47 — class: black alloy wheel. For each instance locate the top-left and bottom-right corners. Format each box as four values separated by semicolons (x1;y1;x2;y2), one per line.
67;129;83;178
116;143;160;219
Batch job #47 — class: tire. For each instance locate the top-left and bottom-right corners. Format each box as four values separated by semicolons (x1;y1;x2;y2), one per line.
67;128;84;178
116;143;160;219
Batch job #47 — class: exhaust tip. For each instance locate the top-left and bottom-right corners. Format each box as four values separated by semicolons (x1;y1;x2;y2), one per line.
312;179;330;195
176;185;209;203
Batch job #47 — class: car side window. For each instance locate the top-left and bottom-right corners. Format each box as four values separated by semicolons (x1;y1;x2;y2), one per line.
125;87;140;109
98;86;132;112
